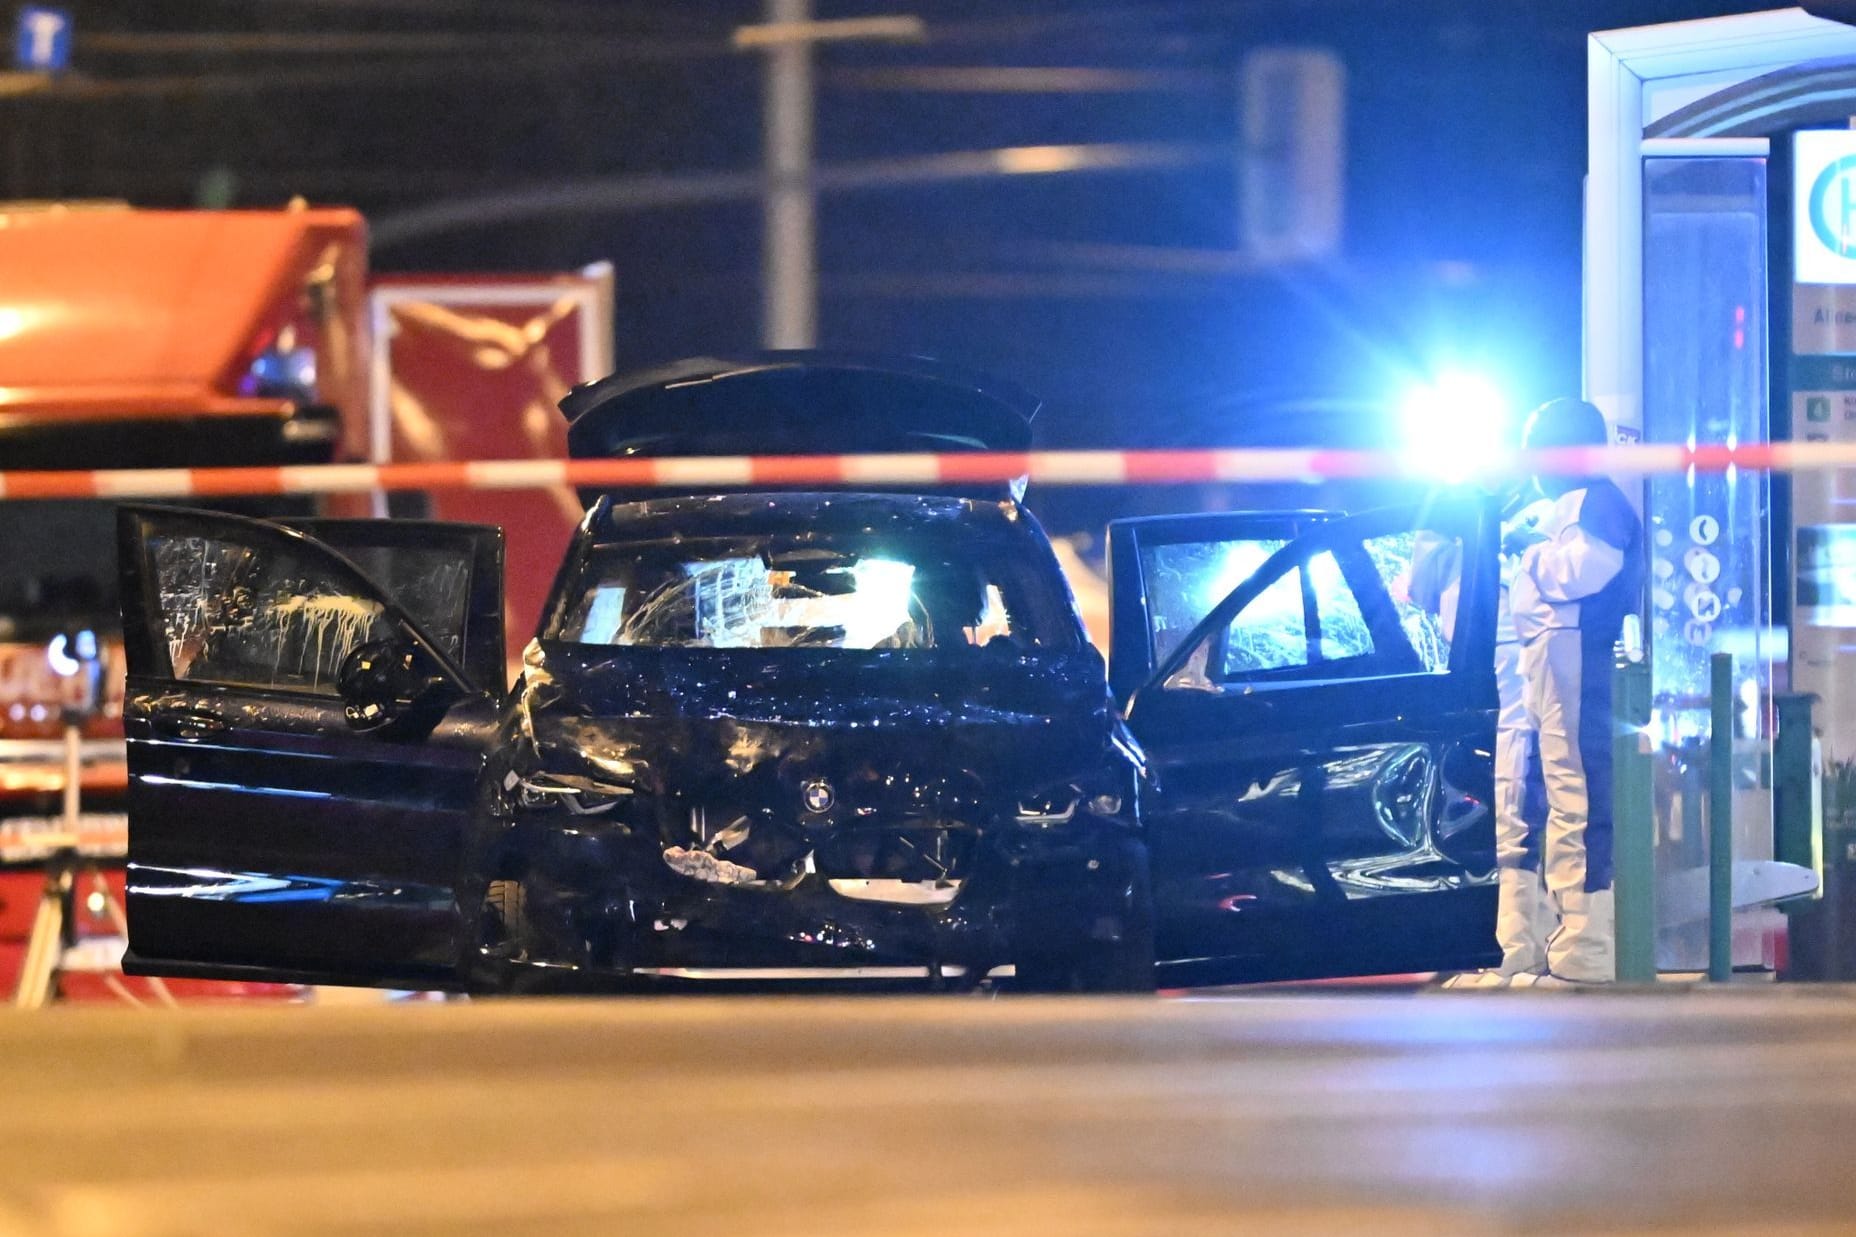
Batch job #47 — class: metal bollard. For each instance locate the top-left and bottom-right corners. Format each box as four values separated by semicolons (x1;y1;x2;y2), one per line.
1774;693;1821;893
1709;652;1734;983
1613;656;1656;983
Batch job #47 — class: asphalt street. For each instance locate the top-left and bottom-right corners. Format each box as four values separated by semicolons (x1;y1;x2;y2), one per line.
3;988;1856;1235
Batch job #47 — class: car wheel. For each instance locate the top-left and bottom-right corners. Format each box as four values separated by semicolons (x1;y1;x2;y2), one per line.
486;878;540;959
1015;841;1156;994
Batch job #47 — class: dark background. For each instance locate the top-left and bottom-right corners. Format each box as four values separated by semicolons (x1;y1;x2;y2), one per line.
5;0;1761;528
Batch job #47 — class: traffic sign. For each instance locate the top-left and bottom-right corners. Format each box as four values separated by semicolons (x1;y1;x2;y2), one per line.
13;6;70;73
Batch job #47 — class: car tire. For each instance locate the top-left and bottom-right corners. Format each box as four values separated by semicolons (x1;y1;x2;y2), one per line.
1085;923;1158;993
486;879;539;959
1015;840;1156;994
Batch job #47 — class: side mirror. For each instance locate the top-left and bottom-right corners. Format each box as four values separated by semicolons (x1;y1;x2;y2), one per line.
338;637;453;735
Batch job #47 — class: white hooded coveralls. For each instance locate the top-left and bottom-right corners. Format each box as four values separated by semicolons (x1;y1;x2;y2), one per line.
1508;477;1642;983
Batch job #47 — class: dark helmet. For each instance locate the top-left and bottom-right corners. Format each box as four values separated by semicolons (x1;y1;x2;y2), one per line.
1521;397;1609;450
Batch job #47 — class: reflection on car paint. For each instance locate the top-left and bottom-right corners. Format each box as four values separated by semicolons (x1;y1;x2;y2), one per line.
130;865;452;909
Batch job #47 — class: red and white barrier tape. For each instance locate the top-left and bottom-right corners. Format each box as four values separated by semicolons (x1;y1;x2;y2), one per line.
2;442;1854;500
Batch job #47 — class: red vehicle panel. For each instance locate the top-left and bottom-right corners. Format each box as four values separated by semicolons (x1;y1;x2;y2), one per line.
370;267;615;653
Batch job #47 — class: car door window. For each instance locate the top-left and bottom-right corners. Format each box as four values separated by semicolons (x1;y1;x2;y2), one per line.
288;519;506;693
1140;538;1287;665
1218;556;1305;673
1366;529;1460;674
1209;548;1375;679
1163;516;1468;694
316;543;470;663
146;530;400;696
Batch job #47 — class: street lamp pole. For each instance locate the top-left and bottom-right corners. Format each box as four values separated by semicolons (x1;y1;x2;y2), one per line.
761;0;816;350
742;8;923;350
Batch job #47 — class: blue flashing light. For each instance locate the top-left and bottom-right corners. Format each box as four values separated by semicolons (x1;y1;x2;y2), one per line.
1397;371;1510;482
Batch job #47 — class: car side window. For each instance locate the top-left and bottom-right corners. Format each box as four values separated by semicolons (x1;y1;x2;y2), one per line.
1367;529;1460;674
324;543;470;664
146;531;398;695
1165;536;1440;694
1208;549;1375;680
1138;538;1288;666
1219;563;1307;674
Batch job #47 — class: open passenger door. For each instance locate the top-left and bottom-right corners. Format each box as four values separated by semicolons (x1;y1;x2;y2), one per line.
1119;498;1502;985
116;507;505;989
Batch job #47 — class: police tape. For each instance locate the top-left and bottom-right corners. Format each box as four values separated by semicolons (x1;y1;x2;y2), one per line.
2;441;1855;499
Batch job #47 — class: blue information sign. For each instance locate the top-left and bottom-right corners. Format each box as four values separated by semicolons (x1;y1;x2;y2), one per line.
14;6;71;73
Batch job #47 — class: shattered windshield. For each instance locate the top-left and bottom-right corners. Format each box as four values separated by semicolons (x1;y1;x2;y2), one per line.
553;532;1073;652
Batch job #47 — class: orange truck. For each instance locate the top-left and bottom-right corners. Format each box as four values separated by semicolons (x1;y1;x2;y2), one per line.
0;204;611;1001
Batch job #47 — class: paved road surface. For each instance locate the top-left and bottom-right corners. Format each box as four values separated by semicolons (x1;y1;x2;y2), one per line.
3;988;1856;1234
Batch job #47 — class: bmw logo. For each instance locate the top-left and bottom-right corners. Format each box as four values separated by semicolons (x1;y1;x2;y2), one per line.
801;779;835;814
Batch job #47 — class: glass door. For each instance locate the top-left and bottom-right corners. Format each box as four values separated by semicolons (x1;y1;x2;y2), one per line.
1641;145;1774;969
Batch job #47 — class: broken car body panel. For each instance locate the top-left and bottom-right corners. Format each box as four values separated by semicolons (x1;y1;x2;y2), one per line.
497;492;1148;985
116;357;1500;991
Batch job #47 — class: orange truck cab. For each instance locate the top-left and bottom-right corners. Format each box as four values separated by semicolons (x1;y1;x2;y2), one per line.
0;204;370;1000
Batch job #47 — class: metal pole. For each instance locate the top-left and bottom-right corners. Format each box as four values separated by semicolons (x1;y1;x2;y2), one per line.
61;719;81;835
1774;693;1820;888
1709;652;1734;982
762;0;817;349
13;723;83;1009
1613;657;1656;983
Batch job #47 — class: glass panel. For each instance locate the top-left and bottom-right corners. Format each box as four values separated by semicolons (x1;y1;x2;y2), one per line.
559;544;1032;651
1790;132;1856;792
1160;513;1472;695
1167;549;1379;691
1365;529;1459;673
1643;156;1771;737
1220;566;1307;675
149;532;396;695
1642;153;1772;970
1310;549;1372;663
1140;538;1286;666
332;543;470;662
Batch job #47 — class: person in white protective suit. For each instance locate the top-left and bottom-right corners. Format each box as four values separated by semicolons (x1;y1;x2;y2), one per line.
1443;489;1557;988
1505;397;1644;985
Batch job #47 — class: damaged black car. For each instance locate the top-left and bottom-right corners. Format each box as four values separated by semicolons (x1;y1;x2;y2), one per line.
116;354;1503;993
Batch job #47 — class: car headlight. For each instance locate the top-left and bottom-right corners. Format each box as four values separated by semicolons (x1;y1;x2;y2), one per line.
1015;783;1123;826
513;771;632;816
1015;789;1079;826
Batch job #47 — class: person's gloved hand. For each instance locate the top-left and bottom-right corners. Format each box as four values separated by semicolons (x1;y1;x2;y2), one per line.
1502;525;1547;557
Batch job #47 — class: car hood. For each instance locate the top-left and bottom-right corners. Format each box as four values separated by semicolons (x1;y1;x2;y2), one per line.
516;641;1112;803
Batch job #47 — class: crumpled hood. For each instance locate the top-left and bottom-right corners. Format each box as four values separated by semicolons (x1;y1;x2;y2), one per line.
516;641;1113;807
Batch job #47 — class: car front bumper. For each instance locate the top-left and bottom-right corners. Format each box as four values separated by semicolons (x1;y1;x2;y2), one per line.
490;814;1147;989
